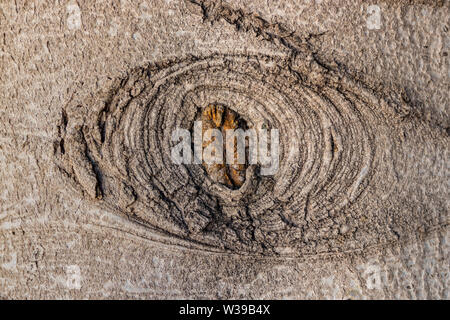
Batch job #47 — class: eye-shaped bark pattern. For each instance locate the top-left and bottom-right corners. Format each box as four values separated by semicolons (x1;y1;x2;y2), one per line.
56;52;448;256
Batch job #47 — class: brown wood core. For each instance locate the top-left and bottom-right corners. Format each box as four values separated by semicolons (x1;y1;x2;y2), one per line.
201;104;248;189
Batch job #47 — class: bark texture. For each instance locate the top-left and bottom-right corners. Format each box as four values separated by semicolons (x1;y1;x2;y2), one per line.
0;0;448;299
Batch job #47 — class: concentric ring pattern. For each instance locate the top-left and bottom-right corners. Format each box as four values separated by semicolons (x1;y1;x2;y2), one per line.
59;53;424;256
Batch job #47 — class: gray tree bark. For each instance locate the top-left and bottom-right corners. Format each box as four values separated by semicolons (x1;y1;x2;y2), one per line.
0;0;448;299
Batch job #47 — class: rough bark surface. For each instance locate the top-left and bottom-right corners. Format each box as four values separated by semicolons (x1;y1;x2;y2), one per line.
0;0;448;299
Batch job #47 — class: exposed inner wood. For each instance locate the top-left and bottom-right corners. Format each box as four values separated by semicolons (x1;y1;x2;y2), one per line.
201;104;248;189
